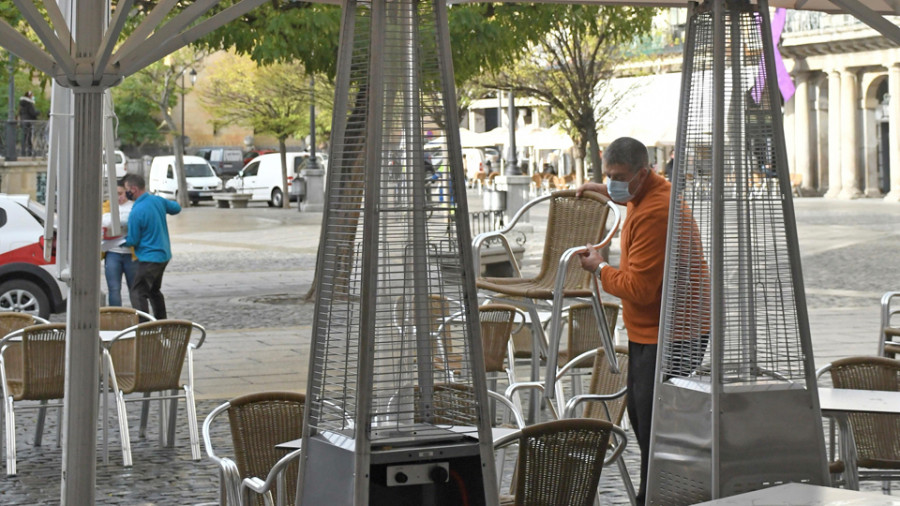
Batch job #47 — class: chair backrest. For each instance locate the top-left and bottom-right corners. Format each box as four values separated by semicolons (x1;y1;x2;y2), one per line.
414;382;478;426
534;191;611;293
393;294;456;347
227;391;306;506
583;346;629;424
513;418;615;506
480;304;518;373
566;302;619;366
0;312;37;337
100;307;141;331
131;320;194;392
18;323;67;401
827;356;900;468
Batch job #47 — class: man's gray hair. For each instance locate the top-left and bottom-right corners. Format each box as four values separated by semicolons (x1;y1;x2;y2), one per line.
603;137;649;174
122;172;146;190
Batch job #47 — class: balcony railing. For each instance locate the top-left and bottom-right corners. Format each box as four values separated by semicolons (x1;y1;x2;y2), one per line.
0;120;50;159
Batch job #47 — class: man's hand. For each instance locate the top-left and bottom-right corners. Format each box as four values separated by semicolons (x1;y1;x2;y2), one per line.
579;244;605;273
575;181;608;198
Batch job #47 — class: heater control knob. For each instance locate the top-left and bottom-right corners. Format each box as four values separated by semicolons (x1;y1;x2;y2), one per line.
394;472;408;484
429;466;449;483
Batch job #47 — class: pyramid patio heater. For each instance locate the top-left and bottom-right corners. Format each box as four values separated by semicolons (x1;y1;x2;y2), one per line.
646;0;829;503
297;0;497;504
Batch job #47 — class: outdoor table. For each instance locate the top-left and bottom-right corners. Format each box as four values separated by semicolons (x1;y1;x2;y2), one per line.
693;482;900;505
275;426;520;451
817;387;900;491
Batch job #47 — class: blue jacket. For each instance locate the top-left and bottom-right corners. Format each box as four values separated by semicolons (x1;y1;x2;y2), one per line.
123;193;181;263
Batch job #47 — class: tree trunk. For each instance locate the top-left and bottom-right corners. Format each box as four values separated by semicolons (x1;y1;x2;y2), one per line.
173;135;189;208
279;137;290;209
586;121;603;184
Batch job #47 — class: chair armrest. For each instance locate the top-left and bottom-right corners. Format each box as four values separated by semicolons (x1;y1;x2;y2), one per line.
134;310;156;322
240;448;303;506
202;401;232;459
563;389;627;419
32;316;50;324
191;322;207;349
487;390;525;429
504;382;559;420
472;193;554;276
605;425;628;466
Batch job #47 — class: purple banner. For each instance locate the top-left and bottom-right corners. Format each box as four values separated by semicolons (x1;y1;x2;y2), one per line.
752;8;796;104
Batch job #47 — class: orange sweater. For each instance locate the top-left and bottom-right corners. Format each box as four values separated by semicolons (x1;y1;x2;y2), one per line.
600;171;670;344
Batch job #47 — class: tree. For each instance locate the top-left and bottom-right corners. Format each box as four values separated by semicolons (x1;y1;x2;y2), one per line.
111;73;166;149
132;48;207;207
481;5;656;183
199;52;333;208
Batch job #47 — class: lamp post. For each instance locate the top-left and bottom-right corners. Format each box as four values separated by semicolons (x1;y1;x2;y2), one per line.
308;75;317;172
506;89;520;175
6;53;16;161
180;68;197;154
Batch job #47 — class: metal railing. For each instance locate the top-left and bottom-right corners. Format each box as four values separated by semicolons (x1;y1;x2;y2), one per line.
469;210;505;237
0;120;50;159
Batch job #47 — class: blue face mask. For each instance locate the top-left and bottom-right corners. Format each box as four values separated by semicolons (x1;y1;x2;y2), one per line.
608;169;642;203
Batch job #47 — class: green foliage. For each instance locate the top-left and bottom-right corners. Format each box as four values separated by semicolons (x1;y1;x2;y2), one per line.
197;3;342;77
199;52;332;142
112;73;166;147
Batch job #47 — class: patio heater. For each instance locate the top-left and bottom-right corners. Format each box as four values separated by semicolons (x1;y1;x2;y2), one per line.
646;0;829;503
297;0;497;504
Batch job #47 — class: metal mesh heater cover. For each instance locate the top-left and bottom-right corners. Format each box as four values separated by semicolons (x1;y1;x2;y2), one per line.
298;1;497;505
646;1;829;504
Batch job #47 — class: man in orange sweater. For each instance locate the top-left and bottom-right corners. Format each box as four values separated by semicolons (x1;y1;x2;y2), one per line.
577;137;670;506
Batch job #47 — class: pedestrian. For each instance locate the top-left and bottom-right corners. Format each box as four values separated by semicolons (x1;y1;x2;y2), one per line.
664;149;675;179
575;136;707;506
101;181;137;307
121;173;181;320
18;91;38;157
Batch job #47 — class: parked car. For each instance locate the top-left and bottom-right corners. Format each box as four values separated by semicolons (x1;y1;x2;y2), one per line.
148;155;223;205
101;150;128;178
243;149;276;166
194;147;244;178
0;194;66;318
226;152;327;207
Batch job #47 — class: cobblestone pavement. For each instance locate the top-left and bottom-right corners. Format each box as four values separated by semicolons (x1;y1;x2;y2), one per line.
18;193;900;504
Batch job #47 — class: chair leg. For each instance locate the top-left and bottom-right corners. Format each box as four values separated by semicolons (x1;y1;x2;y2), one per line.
34;400;47;447
139;392;151;439
5;396;15;476
115;390;133;467
613;438;637;506
184;385;201;460
167;389;179;448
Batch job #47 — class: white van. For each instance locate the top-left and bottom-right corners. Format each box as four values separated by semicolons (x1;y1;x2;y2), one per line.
148;155;222;205
225;152;326;207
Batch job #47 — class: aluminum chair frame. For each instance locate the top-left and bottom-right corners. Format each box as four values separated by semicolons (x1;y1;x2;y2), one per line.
203;391;306;506
0;322;65;476
104;319;205;467
473;191;621;419
878;291;900;358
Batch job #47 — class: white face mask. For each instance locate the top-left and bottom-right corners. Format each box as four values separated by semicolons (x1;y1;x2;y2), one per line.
608;170;642;203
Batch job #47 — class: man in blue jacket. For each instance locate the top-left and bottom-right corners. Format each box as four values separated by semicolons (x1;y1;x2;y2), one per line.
122;173;181;319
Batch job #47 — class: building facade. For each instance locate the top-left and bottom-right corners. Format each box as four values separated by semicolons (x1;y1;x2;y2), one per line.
781;12;900;200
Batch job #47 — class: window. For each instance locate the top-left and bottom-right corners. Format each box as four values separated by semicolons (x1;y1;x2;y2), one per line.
167;165;174;179
185;164;215;178
242;161;259;177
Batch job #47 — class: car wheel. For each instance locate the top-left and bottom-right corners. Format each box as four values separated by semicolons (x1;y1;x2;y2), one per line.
0;279;51;319
191;199;199;206
270;188;283;208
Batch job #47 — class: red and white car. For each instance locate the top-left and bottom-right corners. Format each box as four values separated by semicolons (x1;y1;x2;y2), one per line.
0;195;67;318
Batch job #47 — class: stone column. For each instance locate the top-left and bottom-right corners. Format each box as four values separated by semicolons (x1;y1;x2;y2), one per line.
825;70;843;198
794;72;815;194
839;69;862;199
887;63;900;201
494;175;533;232
815;78;829;194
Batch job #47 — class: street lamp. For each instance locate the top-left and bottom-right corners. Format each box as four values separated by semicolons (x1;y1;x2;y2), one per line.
308;75;317;172
5;53;16;161
180;68;197;154
506;89;520;175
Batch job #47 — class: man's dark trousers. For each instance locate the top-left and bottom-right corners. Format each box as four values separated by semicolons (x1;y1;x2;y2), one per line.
627;341;657;506
131;260;168;320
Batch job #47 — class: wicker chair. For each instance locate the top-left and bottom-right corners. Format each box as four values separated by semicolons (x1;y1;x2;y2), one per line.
556;302;619;396
493;418;626;506
818;356;900;493
879;292;900;358
473;190;620;419
104;319;206;467
0;323;66;475
203;391;306;506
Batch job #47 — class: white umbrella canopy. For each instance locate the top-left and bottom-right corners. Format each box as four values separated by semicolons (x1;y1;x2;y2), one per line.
519;124;575;150
596;72;682;147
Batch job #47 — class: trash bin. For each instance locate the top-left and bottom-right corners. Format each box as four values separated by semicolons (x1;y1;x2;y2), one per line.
483;189;506;212
291;176;307;204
